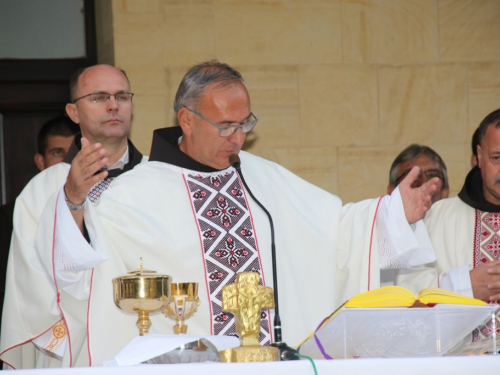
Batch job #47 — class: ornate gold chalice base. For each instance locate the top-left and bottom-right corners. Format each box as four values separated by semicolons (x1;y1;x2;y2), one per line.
218;272;279;363
112;260;172;336
162;283;200;334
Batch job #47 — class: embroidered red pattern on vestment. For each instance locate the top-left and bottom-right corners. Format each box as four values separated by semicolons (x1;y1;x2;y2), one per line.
185;169;272;345
473;211;500;340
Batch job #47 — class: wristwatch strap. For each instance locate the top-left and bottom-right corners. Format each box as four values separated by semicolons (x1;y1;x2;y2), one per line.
65;197;87;210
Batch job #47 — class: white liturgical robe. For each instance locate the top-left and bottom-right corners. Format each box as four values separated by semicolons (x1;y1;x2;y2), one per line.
397;196;475;295
397;166;500;296
396;166;500;353
0;138;146;369
5;128;435;367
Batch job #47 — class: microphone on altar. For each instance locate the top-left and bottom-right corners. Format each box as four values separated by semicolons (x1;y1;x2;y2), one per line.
229;154;299;361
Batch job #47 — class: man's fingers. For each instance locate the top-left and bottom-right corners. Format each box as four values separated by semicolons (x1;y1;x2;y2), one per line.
422;177;439;195
488;292;500;301
84;169;109;188
399;166;420;188
75;147;108;176
485;267;500;301
70;154;108;182
487;259;500;267
488;280;500;289
80;156;109;179
486;264;500;275
75;142;105;162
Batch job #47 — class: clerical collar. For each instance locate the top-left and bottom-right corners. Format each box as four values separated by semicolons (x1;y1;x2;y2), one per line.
63;134;143;178
149;127;225;173
458;166;500;212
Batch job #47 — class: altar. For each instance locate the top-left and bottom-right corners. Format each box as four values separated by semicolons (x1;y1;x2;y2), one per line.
7;356;500;375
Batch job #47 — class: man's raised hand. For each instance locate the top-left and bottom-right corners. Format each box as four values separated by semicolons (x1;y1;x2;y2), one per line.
398;166;439;224
64;137;108;205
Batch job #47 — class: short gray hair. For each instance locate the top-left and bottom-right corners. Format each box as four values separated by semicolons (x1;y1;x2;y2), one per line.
389;144;449;188
477;108;500;145
173;60;246;113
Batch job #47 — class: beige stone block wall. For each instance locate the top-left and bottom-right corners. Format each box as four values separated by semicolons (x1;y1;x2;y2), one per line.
101;0;500;203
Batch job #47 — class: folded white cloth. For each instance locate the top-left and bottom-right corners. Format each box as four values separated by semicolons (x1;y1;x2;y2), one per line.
104;334;239;366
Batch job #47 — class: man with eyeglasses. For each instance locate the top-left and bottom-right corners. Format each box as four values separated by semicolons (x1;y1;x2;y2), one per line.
387;144;450;204
381;145;449;287
397;109;500;352
1;65;147;369
35;60;439;366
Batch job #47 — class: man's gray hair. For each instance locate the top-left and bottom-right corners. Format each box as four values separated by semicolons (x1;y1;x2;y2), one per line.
477;108;500;145
174;60;246;113
389;144;449;188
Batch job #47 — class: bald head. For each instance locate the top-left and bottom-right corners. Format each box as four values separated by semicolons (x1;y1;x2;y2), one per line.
69;64;130;103
65;64;133;150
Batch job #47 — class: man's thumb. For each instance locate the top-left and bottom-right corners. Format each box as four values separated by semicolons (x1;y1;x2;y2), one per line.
81;137;90;148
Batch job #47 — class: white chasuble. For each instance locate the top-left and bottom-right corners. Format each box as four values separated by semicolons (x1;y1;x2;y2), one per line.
1;144;146;369
397;197;500;339
26;151;432;367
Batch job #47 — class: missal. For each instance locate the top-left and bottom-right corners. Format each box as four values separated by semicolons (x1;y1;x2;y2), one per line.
344;285;486;308
297;286;495;359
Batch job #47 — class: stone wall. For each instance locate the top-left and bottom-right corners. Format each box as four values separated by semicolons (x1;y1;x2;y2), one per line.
101;0;500;202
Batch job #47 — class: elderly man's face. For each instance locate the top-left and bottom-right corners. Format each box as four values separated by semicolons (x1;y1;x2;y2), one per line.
388;154;449;204
478;124;500;205
181;82;250;169
66;65;133;144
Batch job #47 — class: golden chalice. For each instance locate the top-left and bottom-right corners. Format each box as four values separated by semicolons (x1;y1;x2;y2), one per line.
112;260;172;336
163;283;200;334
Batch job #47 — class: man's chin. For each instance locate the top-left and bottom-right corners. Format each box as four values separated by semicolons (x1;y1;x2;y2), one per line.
101;127;129;139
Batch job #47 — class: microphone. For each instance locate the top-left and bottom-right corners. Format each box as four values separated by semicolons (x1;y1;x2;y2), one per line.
229;154;298;361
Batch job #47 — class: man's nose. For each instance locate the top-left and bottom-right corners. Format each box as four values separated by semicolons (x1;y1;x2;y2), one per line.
228;127;246;145
106;96;119;111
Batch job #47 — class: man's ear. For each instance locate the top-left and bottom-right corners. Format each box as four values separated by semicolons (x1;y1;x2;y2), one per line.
470;154;478;168
66;103;80;124
34;153;45;171
477;145;483;168
177;107;192;136
387;184;395;195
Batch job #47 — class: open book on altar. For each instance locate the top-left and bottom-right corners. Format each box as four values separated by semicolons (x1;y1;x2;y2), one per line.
344;285;486;308
297;286;497;359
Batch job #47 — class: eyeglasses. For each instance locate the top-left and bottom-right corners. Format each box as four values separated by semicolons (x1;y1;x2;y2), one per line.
185;107;258;137
72;92;134;104
394;168;445;187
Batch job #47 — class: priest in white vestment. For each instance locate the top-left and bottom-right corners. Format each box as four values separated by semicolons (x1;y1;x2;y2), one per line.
0;65;147;369
397;109;500;351
16;61;438;367
397;110;500;300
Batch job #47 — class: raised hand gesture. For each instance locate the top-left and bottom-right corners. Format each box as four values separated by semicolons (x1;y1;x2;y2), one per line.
64;137;108;209
398;166;439;223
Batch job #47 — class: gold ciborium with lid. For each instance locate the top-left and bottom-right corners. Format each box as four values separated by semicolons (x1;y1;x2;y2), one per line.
112;259;172;336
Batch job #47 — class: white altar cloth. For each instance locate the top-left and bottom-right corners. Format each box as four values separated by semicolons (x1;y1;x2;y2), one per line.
7;356;499;374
